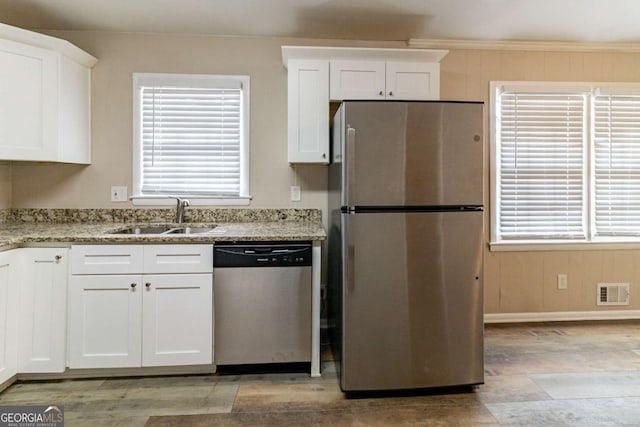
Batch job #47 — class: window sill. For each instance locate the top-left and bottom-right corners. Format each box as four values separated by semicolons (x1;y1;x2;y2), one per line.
131;196;251;207
490;239;640;252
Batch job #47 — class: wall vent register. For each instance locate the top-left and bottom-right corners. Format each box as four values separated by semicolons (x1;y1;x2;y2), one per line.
597;283;630;306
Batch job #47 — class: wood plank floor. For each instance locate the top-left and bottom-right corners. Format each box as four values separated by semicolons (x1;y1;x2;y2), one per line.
1;320;639;426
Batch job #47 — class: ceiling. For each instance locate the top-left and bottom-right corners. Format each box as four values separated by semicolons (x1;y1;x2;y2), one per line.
1;0;640;43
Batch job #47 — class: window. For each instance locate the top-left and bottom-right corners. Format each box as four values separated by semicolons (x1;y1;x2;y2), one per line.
132;73;250;205
491;82;640;248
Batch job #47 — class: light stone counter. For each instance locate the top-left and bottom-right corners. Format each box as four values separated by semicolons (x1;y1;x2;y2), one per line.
0;220;325;249
0;208;326;250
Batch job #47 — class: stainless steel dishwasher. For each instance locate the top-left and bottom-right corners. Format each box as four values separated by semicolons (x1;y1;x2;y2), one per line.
213;241;312;365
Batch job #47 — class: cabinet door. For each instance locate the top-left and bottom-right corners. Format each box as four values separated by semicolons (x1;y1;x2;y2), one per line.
68;275;142;369
0;38;58;161
287;59;329;163
385;62;440;100
329;60;385;101
19;248;67;373
142;274;212;367
0;250;19;384
58;56;91;164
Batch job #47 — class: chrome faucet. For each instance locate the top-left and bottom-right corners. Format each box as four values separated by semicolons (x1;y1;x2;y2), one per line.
175;198;190;223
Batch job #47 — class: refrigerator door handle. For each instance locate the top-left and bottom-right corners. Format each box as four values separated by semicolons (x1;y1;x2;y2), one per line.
346;125;356;206
343;214;355;293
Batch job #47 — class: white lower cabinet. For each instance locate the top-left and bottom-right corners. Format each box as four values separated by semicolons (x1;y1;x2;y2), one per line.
68;275;142;369
142;274;212;367
68;244;213;369
19;248;68;373
0;250;19;384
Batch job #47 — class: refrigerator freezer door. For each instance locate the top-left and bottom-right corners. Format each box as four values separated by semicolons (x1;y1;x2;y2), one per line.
343;101;483;207
341;211;484;391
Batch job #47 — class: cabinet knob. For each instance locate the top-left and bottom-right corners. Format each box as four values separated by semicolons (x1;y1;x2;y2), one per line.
131;283;137;289
389;91;394;97
145;282;151;288
322;153;326;159
378;90;384;96
54;255;62;261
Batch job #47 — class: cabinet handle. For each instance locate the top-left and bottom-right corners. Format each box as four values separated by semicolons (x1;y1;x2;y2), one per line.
388;91;394;96
378;90;384;96
145;282;151;288
54;255;62;261
130;283;137;289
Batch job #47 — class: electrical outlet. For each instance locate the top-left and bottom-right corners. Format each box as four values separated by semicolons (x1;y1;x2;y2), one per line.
290;185;301;202
557;273;568;290
111;186;128;202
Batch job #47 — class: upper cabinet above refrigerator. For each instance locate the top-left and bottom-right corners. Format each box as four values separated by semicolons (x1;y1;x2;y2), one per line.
330;60;440;101
0;23;97;164
282;46;448;164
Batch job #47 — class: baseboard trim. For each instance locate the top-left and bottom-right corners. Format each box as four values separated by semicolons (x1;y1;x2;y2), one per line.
485;310;640;323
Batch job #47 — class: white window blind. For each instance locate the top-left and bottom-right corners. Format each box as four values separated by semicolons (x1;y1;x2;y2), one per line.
141;86;242;196
594;94;640;236
132;73;250;204
498;92;586;239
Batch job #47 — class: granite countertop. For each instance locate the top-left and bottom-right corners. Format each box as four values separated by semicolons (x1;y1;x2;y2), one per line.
0;208;326;250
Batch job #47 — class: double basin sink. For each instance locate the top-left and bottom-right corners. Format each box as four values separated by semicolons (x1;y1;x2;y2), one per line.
109;225;217;235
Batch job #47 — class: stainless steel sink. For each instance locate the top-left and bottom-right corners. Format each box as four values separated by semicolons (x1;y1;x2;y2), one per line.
165;227;217;235
109;225;217;235
110;226;175;235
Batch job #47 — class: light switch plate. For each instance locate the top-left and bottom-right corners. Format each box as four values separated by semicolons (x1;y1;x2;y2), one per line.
111;186;128;202
290;185;301;202
557;274;568;290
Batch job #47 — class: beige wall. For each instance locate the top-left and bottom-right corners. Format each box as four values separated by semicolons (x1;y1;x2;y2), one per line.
437;48;640;314
9;32;402;231
6;30;640;314
0;163;11;208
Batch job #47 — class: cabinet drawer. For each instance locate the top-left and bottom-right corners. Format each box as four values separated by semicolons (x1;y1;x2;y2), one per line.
71;245;143;275
143;245;213;274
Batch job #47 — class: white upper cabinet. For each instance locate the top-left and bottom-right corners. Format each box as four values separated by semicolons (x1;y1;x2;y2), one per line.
330;60;440;101
385;61;440;100
0;23;97;163
282;46;447;164
287;59;329;164
329;60;386;100
0;40;57;161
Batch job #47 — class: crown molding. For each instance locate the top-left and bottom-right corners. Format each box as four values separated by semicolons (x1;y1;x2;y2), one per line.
408;38;640;53
282;45;448;68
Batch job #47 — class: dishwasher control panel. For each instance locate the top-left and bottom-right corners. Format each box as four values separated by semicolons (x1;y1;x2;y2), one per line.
214;241;312;267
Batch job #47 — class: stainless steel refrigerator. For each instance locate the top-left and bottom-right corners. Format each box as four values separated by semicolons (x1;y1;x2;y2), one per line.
328;100;484;392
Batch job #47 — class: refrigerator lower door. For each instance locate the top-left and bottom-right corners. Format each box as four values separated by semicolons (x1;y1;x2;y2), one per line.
341;211;484;391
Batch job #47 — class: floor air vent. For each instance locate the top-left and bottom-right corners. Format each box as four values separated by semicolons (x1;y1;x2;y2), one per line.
597;283;630;306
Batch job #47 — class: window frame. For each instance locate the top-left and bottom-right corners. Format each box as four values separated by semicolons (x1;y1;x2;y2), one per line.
131;73;251;206
490;81;640;251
